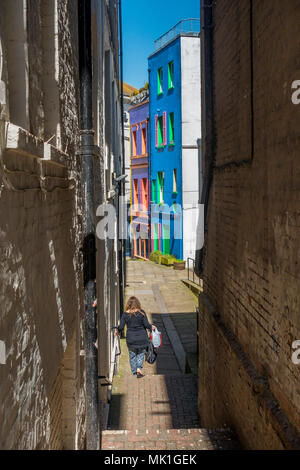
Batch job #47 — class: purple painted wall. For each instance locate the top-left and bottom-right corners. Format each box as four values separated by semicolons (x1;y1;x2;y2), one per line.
129;100;150;210
129;99;150;258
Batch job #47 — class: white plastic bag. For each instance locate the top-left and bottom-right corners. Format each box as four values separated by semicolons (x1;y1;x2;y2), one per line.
150;327;162;348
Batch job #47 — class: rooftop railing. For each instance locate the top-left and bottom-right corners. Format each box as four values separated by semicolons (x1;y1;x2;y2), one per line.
154;19;201;52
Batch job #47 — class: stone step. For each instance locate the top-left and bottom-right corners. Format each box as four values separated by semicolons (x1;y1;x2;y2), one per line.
101;428;240;451
108;374;199;431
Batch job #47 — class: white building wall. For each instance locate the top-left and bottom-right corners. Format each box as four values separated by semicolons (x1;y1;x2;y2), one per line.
180;36;201;261
123;95;131;202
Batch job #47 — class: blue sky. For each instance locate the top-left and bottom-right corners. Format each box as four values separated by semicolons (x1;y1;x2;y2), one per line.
122;0;201;90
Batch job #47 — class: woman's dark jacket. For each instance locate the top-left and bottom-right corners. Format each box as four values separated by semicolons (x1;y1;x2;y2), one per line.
118;310;152;350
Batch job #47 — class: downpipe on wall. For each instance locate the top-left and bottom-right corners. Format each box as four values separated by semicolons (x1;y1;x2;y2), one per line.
195;0;215;277
78;0;100;450
119;0;125;315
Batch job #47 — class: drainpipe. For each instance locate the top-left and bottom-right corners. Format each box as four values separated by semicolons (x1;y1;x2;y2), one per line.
195;0;215;277
147;115;151;257
119;0;125;315
148;68;152;254
78;0;100;450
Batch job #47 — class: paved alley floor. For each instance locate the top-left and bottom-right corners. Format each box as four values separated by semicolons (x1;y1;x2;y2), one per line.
101;259;239;451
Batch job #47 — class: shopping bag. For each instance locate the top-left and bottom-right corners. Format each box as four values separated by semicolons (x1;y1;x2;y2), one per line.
150;327;162;348
145;341;157;364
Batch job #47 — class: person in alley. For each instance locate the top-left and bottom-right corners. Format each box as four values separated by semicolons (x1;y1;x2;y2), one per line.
115;296;156;378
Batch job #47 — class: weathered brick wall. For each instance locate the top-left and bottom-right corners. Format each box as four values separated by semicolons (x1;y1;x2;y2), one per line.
0;0;86;449
57;0;80;157
27;0;44;138
199;0;300;449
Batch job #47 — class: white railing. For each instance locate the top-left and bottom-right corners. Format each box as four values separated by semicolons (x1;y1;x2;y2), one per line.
154;19;201;52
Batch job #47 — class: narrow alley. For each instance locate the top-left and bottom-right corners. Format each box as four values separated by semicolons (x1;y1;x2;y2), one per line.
101;259;240;450
1;0;300;454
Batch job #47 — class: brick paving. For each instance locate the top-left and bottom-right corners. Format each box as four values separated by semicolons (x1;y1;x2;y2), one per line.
102;428;240;451
107;373;199;431
101;259;240;450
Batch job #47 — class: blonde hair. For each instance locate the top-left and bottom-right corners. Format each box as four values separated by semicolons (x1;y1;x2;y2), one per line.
125;296;144;316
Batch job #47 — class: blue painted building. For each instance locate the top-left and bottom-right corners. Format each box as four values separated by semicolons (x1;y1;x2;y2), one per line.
148;20;201;261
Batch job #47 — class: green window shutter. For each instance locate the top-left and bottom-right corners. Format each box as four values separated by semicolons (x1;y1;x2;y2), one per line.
157;67;163;95
157;173;161;203
168;61;174;89
162;224;170;255
173;169;177;193
158;116;163;146
152;180;156;203
157;172;164;203
157;69;160;95
169;112;174;143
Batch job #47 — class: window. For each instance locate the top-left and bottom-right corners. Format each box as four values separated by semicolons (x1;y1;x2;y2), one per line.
153;223;160;251
168;61;174;89
162;223;170;255
169;112;175;144
157;172;164;203
152;180;156;203
133;179;139;206
132;130;137;156
157;67;163;95
173;169;177;193
157;116;163;147
141;127;147;155
155;113;166;148
142;178;148;209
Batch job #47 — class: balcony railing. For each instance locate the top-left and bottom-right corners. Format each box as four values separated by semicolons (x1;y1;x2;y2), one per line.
154;19;201;52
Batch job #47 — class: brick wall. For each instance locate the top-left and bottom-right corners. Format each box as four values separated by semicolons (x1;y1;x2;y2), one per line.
199;0;300;449
0;0;86;449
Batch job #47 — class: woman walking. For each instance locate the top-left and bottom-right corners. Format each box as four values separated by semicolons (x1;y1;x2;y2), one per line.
115;296;156;378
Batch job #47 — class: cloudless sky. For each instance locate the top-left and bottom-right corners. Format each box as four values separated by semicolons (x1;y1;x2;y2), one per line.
122;0;201;90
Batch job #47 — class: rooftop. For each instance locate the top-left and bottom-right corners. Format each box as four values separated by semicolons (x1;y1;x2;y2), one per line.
153;18;200;54
122;82;138;97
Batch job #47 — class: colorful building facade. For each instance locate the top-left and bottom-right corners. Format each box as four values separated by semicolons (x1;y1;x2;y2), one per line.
129;96;150;259
148;20;201;261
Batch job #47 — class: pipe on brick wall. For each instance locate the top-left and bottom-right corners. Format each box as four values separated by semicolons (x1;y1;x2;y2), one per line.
148;67;152;252
78;0;100;450
118;0;125;316
195;0;215;277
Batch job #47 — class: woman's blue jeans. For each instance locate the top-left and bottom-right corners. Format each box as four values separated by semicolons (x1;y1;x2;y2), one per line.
129;348;146;375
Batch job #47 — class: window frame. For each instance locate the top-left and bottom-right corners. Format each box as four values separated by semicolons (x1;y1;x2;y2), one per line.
173;168;177;193
142;178;148;209
169;112;175;144
157;116;164;147
133;178;139;206
157;67;163;95
168;61;174;90
141;127;147;155
152;179;157;203
132;129;137;156
157;171;164;204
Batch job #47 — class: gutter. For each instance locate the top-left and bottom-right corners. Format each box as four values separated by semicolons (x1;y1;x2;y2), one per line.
195;0;215;277
78;0;100;450
118;0;125;315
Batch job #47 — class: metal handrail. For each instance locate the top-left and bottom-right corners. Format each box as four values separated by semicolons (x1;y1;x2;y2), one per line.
154;19;201;51
187;257;201;287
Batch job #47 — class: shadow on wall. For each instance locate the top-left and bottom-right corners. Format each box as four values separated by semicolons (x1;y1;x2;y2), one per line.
0;179;83;449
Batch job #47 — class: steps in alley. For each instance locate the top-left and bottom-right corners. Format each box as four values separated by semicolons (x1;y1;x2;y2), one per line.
101;428;240;451
102;374;240;451
103;260;241;451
